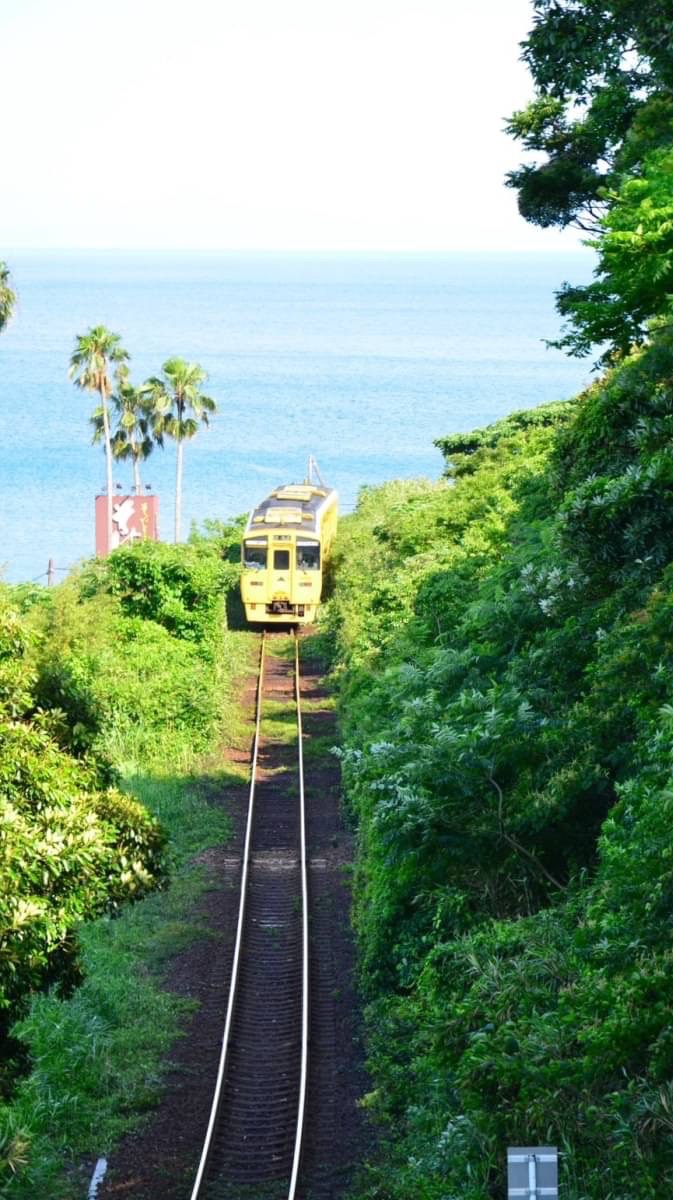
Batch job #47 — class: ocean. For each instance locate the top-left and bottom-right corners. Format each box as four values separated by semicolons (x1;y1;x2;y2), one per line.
0;250;594;583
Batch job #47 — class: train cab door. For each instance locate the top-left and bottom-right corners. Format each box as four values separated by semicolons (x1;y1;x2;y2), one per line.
296;537;321;613
271;537;293;604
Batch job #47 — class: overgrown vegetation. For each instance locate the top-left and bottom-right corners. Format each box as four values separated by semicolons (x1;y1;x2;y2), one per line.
0;525;248;1196
327;334;673;1198
322;11;673;1196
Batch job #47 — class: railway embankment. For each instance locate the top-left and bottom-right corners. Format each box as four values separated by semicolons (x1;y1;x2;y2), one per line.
0;529;250;1198
1;521;368;1200
326;336;673;1198
93;632;367;1200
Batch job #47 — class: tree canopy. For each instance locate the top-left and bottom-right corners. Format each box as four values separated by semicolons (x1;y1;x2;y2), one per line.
0;262;16;334
91;375;159;495
69;327;130;545
508;0;673;360
145;358;216;542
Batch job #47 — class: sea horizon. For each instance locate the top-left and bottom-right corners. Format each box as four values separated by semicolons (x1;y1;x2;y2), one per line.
1;249;595;583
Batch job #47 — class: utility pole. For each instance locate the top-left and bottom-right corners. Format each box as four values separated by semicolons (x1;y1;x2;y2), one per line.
47;558;55;587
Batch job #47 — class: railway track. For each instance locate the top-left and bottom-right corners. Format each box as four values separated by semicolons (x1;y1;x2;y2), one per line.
190;630;310;1200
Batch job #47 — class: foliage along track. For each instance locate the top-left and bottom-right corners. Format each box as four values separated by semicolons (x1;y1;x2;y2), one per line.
96;632;366;1200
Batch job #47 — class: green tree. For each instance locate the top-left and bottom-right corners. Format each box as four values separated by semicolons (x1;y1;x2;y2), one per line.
507;0;673;358
91;377;159;495
0;261;16;334
69;327;129;548
507;2;673;231
554;146;673;360
145;358;216;542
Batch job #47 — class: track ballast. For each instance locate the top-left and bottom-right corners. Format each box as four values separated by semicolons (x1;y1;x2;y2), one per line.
190;631;309;1200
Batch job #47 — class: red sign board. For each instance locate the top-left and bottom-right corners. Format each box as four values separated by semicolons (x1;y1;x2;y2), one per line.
95;494;159;556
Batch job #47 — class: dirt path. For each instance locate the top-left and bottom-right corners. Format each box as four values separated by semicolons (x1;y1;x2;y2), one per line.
95;638;368;1200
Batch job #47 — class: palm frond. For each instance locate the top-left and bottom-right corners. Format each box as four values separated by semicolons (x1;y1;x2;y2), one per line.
0;259;17;334
143;357;217;443
69;326;129;395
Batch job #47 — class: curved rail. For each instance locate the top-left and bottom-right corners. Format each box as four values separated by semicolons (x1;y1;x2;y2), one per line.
189;629;310;1200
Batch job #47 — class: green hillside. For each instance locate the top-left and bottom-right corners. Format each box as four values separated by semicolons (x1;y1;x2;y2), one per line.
327;334;673;1198
0;529;247;1195
325;7;673;1192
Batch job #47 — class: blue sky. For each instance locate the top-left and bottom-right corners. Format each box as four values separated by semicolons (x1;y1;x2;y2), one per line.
2;0;583;252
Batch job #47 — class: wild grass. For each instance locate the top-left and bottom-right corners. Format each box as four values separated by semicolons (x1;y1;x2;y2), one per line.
0;616;257;1199
300;694;336;713
301;733;336;762
4;875;201;1198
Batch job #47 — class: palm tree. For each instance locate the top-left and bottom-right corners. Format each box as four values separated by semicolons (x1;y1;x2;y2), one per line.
91;379;158;495
145;357;216;542
0;262;16;334
69;326;129;548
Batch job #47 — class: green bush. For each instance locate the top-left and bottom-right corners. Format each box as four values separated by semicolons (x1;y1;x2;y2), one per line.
0;713;166;1092
30;537;241;766
79;536;238;640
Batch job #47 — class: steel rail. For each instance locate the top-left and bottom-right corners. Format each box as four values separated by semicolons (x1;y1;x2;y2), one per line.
288;629;309;1200
189;629;310;1200
189;631;267;1200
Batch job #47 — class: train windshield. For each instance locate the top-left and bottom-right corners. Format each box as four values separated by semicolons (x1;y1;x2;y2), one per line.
296;540;320;570
243;538;267;569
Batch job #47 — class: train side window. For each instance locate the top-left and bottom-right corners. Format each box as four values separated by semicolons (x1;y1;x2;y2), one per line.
273;549;290;570
244;540;267;569
296;541;320;570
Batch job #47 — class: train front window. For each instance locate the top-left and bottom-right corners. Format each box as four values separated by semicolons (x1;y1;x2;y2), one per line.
273;549;290;570
296;540;320;570
244;539;267;569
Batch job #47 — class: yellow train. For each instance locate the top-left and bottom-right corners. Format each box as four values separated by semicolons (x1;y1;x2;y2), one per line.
240;477;338;624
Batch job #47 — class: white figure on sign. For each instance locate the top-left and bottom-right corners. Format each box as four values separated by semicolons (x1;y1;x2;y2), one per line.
111;497;141;548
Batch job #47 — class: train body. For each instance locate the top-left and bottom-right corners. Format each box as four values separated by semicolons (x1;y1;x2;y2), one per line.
240;482;338;624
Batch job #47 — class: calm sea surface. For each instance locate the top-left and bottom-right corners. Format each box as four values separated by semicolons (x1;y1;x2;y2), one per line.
1;251;594;582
